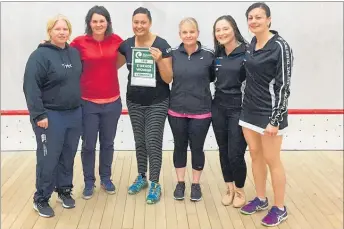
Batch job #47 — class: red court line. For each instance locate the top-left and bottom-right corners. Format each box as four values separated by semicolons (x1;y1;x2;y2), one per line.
288;109;344;115
0;109;129;115
0;109;343;116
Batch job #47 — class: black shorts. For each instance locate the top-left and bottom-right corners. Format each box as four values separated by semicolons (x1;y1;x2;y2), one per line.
239;110;288;135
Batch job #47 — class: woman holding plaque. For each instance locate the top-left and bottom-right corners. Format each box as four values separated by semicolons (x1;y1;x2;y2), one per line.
168;17;214;202
118;7;173;204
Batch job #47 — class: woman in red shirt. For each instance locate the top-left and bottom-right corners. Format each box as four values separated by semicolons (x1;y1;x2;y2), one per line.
70;5;123;199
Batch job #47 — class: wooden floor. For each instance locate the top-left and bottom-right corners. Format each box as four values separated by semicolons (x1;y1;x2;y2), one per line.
1;150;343;229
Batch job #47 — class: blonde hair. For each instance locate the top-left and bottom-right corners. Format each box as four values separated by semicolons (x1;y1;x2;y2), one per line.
179;17;199;32
46;14;72;41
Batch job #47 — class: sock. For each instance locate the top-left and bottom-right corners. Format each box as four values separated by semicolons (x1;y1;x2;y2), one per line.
278;206;285;211
140;173;146;179
258;197;266;202
178;181;185;186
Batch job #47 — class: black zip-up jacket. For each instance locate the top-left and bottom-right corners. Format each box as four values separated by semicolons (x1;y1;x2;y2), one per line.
214;43;247;106
243;30;294;127
169;42;215;114
23;42;82;123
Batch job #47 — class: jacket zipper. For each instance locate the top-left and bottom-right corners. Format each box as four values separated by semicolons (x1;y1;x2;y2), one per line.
98;42;103;56
185;54;191;113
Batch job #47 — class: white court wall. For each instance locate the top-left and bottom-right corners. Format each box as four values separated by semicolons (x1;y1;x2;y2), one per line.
1;2;343;151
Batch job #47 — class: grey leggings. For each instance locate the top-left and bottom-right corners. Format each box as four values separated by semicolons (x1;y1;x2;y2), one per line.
127;98;169;183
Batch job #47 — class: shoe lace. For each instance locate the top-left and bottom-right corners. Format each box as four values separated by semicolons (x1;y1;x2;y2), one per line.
176;183;185;192
192;184;201;192
266;207;279;218
149;184;160;196
88;185;96;190
37;200;49;208
235;191;243;198
60;192;72;200
103;179;114;187
247;197;261;207
226;189;234;195
149;187;156;195
133;177;144;187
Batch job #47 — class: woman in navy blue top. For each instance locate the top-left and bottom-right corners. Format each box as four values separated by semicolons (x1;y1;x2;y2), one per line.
212;15;248;208
239;3;293;227
169;17;215;202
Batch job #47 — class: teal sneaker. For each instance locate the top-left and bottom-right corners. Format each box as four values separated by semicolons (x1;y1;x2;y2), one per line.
128;175;148;195
146;182;161;204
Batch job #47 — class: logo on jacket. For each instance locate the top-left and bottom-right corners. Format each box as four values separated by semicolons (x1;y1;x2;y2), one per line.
215;59;222;67
41;134;48;156
62;63;72;69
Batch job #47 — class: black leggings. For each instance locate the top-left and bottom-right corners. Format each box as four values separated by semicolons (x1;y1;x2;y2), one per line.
212;99;247;188
168;115;211;171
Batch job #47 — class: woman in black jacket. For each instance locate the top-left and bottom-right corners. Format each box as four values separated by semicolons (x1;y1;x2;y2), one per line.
168;17;215;202
212;15;248;208
23;15;82;218
239;3;293;227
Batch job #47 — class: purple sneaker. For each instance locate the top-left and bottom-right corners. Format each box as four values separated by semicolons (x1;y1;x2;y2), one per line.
261;206;288;227
240;197;269;215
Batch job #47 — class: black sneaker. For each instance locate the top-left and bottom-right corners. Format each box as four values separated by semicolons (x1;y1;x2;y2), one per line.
58;189;75;209
174;182;185;200
190;183;202;202
33;200;54;218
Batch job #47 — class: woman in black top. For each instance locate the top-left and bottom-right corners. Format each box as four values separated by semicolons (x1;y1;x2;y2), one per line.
117;7;173;204
23;15;82;218
168;17;214;202
239;3;293;227
212;15;248;208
